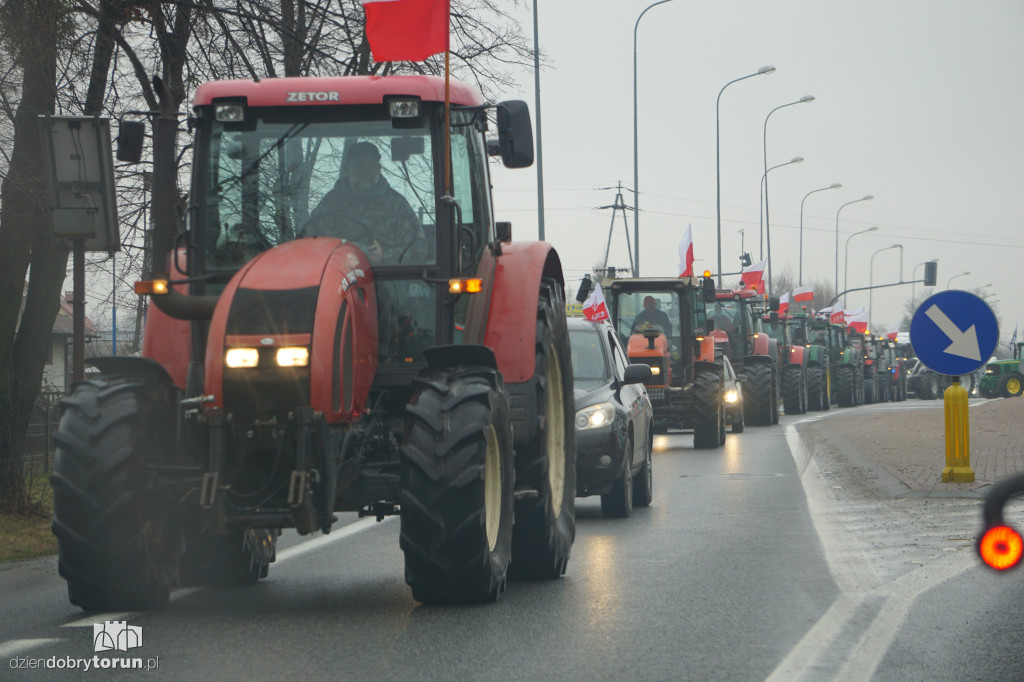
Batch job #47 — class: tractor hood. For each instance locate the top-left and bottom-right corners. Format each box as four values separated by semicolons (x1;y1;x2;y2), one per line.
203;238;379;424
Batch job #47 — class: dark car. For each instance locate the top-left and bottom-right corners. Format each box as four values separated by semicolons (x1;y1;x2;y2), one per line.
568;317;654;518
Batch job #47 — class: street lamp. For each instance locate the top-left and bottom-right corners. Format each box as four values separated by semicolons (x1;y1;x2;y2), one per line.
762;96;814;275
911;259;938;303
834;195;874;295
844;226;878;294
760;156;803;295
715;65;775;286
633;0;679;277
947;271;970;289
799;183;841;286
869;243;901;329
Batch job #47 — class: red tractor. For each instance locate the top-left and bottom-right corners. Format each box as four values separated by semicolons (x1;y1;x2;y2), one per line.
50;76;576;610
710;289;781;426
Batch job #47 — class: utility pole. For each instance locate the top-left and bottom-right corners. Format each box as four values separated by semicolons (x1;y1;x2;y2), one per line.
599;181;635;274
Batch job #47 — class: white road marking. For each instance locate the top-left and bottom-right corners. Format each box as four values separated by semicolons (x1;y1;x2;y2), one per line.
770;421;975;680
0;638;62;657
63;613;133;628
275;516;394;564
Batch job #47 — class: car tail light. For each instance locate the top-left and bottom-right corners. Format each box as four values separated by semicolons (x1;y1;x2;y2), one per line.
979;526;1024;570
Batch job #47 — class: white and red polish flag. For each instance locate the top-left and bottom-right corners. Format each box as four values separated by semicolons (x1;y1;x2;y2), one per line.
361;0;450;62
793;285;814;302
886;321;900;341
582;282;610;322
739;258;767;294
678;224;694;277
778;292;791;314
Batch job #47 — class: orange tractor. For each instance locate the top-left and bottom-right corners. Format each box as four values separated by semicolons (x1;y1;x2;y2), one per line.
51;76;576;610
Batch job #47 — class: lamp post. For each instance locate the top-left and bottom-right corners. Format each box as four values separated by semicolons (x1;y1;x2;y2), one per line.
760;156;803;295
799;183;841;286
843;226;878;295
633;0;679;277
869;244;901;329
715;65;775;286
834;195;874;295
947;271;970;289
762;95;814;272
911;259;937;303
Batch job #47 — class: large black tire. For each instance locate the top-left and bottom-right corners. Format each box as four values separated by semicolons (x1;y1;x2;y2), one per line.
997;372;1024;398
400;368;515;604
836;365;856;407
632;429;653;507
692;368;723;449
782;366;806;415
601;435;633;518
179;528;277;587
743;363;774;426
917;372;938;400
770;364;781;424
51;376;182;612
509;280;576;580
807;366;825;411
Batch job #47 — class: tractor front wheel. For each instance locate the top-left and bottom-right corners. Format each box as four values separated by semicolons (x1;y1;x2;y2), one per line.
51;376;182;611
400;368;515;604
743;363;774;426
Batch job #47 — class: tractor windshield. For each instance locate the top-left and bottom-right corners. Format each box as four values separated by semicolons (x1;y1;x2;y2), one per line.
203;116;438;269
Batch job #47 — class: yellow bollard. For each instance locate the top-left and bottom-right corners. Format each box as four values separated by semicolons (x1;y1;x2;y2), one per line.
941;377;975;482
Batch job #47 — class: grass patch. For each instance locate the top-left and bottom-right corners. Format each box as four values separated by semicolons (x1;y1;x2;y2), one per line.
0;461;57;563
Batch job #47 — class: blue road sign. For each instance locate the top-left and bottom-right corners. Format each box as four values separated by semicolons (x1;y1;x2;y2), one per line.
910;290;999;376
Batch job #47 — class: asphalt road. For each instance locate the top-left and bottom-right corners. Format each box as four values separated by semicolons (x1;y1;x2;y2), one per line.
3;402;1022;681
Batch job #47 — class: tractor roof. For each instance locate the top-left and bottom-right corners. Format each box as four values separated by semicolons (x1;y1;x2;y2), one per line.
194;75;485;109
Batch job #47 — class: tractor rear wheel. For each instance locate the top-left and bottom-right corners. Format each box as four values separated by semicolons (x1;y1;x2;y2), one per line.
601;435;633;518
509;280;576;580
998;372;1024;398
400;368;515;604
807;366;825;411
836;365;856;407
632;430;654;507
692;368;723;449
782;366;806;415
51;376;182;611
743;363;774;426
179;528;277;587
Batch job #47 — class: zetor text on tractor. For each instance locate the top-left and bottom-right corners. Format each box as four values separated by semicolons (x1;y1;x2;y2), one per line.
50;76;577;610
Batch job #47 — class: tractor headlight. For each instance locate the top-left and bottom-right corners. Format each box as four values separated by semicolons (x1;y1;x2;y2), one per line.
649;366;661;376
276;347;310;367
986;368;996;374
225;348;260;368
724;389;739;404
575;402;615;430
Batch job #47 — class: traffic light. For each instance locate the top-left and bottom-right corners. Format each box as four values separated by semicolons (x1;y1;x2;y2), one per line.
923;261;938;287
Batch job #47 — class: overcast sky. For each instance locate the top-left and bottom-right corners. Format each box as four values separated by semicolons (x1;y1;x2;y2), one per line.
490;0;1024;341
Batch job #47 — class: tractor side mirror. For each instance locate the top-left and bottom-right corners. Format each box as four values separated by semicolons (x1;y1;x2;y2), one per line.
769;296;781;311
702;275;717;302
117;120;145;163
496;100;534;169
575;275;593;303
495;221;512;243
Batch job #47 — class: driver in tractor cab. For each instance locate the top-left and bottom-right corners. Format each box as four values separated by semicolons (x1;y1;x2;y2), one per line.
632;296;673;336
300;140;428;266
710;303;736;334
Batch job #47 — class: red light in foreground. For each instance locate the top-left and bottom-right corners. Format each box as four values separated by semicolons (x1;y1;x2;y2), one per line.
979;526;1024;570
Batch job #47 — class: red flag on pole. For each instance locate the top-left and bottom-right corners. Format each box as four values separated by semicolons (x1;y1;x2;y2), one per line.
361;0;450;62
740;258;767;294
778;292;790;314
678;224;694;277
793;285;814;302
582;282;610;322
886;321;900;340
845;308;868;333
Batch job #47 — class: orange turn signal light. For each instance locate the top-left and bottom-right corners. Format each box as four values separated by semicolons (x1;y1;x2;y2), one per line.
449;278;483;294
979;525;1024;570
135;279;169;295
703;270;712;278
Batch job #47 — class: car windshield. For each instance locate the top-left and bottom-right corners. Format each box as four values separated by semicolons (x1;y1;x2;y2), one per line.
569;326;611;388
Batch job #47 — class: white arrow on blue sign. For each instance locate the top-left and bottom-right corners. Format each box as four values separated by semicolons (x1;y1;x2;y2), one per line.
910;290;999;376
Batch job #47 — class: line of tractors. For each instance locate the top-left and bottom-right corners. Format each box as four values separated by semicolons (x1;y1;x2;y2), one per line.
575;273;921;453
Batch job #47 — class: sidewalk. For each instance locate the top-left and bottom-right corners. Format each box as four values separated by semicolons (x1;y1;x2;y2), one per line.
803;396;1024;498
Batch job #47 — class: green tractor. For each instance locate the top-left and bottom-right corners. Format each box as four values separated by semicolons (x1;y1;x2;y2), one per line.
978;342;1024;398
